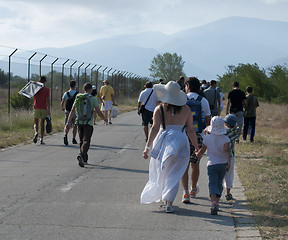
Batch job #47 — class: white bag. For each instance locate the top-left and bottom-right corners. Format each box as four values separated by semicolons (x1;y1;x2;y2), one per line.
19;81;44;98
111;106;118;118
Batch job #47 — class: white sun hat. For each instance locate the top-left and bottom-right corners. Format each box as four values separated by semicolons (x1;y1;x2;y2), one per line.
206;116;227;135
153;81;187;106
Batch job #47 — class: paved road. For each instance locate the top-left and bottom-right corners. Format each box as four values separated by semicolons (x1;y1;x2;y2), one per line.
0;111;261;240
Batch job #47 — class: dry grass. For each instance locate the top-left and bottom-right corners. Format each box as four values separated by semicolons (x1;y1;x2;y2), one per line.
1;97;287;238
235;102;288;239
0;97;138;149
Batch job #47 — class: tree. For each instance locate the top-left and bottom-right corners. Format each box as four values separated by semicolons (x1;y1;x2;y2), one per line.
149;52;185;82
0;69;9;88
218;63;278;102
267;65;288;103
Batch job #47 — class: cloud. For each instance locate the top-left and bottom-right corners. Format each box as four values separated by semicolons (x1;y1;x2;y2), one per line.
1;0;288;50
259;0;288;4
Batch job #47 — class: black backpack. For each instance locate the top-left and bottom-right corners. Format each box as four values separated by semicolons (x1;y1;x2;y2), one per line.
65;91;78;111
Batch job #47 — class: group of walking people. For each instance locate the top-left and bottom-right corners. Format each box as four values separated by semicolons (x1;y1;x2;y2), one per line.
32;76;116;167
32;75;259;215
138;77;259;215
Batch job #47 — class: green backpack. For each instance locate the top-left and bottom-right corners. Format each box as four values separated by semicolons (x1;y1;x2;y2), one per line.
75;93;93;123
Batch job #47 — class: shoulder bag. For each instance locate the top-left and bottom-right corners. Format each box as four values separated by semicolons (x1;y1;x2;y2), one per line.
160;104;166;130
139;90;153;114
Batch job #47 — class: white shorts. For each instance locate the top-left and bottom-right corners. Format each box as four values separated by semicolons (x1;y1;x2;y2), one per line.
224;157;235;189
101;101;112;111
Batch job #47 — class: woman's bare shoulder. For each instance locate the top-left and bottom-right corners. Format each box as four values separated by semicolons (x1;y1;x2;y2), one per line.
182;105;190;114
154;104;161;112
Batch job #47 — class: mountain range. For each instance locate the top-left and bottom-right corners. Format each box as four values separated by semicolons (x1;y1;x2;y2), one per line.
12;16;288;80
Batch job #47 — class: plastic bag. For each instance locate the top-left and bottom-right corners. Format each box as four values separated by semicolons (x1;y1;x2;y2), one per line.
45;116;52;133
111;106;118;118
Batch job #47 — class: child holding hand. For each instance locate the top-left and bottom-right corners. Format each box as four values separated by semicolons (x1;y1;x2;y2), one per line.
197;116;230;215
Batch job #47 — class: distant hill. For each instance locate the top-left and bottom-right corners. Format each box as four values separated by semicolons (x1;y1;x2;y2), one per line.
5;16;288;80
268;57;288;68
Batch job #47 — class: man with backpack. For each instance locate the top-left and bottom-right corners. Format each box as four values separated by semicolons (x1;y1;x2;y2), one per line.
65;82;108;167
181;77;211;203
204;80;221;117
61;80;78;145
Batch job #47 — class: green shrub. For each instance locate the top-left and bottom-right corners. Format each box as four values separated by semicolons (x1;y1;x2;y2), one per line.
10;92;33;110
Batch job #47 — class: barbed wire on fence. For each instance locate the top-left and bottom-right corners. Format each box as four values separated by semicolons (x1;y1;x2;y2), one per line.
0;45;149;115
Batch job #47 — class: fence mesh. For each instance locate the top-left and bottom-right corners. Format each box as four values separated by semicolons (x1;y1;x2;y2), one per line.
0;45;148;113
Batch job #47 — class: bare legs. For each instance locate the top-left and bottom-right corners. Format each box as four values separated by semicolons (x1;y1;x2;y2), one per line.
143;125;149;141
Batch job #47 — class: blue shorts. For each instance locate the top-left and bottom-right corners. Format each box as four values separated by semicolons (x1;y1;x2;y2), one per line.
207;164;226;197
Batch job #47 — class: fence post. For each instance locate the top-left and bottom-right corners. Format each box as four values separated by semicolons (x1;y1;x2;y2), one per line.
77;62;84;90
51;58;59;107
96;65;102;91
111;70;117;87
8;48;18;116
61;59;69;99
107;68;113;81
127;72;133;98
102;67;108;82
39;54;47;77
70;61;77;80
84;63;91;83
28;52;37;82
90;64;97;83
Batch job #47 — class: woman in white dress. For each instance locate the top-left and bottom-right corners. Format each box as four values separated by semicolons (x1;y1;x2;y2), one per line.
141;81;199;213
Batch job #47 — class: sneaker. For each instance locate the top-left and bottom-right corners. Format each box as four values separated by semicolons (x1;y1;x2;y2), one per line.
64;135;68;145
225;193;233;201
33;133;38;143
182;193;190;203
72;138;77;144
83;157;88;165
189;185;199;198
211;205;218;215
40;139;45;145
77;155;85;168
109;121;112;124
165;206;173;213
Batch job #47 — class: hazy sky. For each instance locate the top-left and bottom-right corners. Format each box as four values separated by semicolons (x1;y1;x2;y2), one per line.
1;0;288;50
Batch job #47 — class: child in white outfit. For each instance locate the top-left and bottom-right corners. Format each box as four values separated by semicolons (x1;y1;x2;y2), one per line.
223;114;239;201
197;116;230;215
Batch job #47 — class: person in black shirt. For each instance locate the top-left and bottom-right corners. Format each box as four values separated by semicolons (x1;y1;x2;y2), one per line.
226;81;247;142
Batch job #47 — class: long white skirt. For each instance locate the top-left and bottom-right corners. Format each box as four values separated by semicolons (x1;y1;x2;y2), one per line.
140;125;190;204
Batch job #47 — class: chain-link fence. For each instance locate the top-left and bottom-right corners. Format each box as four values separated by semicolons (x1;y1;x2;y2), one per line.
0;45;148;115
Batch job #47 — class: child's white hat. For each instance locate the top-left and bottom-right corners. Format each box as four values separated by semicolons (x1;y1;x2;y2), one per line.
206;116;227;135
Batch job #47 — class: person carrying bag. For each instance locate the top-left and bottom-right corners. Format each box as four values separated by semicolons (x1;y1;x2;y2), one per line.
137;81;159;142
139;89;153;114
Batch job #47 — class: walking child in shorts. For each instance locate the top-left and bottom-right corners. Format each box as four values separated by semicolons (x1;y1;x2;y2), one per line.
197;116;230;215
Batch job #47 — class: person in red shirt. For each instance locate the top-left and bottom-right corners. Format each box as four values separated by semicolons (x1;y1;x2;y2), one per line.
33;76;50;144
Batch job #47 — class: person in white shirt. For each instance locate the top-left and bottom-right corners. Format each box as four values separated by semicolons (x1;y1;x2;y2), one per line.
181;77;211;203
137;81;159;141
